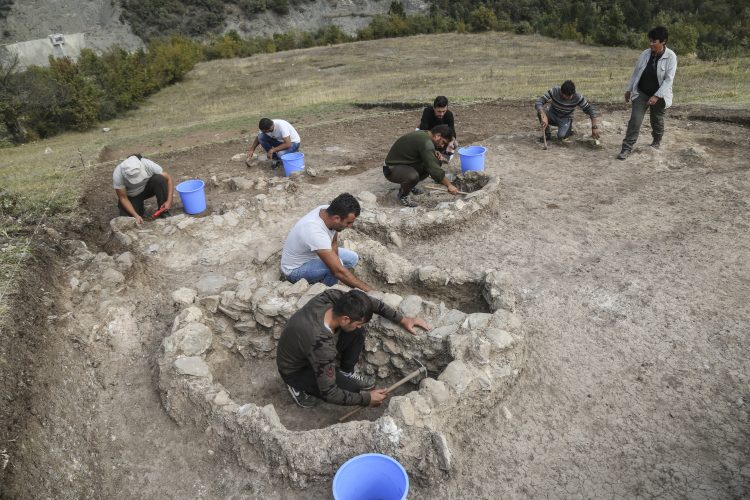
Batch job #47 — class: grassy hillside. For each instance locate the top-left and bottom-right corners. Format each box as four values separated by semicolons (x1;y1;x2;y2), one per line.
1;32;748;216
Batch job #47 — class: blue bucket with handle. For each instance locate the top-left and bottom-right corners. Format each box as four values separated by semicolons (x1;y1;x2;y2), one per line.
281;152;305;177
175;179;206;214
458;146;487;172
333;453;409;500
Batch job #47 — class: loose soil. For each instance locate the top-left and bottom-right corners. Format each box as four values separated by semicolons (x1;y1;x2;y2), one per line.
2;101;748;498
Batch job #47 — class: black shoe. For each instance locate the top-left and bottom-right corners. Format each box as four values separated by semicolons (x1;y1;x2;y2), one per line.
159;209;171;219
287;385;317;408
650;140;661;149
617;150;630;160
410;186;424;195
397;190;418;207
271;160;281;169
338;370;376;390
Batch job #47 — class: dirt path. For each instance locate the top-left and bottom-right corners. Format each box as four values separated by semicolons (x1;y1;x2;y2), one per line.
3;102;748;498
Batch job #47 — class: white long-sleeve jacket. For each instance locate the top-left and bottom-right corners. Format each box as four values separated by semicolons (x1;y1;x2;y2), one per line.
625;47;678;108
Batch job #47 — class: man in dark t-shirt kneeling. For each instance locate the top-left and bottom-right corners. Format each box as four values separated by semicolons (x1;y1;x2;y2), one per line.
276;289;431;408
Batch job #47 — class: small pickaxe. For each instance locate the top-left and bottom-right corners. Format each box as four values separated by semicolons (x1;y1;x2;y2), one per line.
339;358;427;423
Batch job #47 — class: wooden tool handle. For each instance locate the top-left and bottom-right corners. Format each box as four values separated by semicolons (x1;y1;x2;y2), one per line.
338;368;425;423
424;185;470;195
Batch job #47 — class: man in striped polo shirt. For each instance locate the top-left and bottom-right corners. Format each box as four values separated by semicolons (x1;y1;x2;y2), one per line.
535;80;599;143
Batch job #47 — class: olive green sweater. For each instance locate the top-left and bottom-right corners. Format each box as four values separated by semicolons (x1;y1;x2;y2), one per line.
384;131;446;183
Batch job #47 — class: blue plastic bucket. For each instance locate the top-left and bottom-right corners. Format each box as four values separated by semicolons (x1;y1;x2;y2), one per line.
281;152;305;177
175;179;206;215
333;453;409;500
458;145;487;172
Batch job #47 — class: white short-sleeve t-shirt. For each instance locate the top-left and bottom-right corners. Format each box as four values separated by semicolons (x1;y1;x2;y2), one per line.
264;119;301;144
280;205;334;274
112;157;163;197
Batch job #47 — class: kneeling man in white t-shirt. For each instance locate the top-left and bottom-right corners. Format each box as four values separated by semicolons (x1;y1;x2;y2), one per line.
280;193;372;291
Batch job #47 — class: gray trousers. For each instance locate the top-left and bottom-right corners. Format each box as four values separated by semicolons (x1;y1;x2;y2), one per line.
621;94;666;152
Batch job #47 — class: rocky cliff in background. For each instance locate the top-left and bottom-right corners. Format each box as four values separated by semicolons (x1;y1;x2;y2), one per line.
0;0;429;56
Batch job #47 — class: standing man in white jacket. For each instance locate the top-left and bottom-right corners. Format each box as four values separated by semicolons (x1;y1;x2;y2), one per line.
618;27;677;160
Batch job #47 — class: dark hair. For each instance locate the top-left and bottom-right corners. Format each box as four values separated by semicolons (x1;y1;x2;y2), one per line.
433;95;448;108
258;118;273;131
332;290;373;322
327;192;361;218
430;124;455;140
648;26;668;43
561;80;576;96
127;153;143;160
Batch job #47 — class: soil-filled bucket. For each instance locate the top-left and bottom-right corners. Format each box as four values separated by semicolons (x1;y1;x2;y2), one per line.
458;145;487;172
281;152;305;177
333;453;408;500
176;179;206;214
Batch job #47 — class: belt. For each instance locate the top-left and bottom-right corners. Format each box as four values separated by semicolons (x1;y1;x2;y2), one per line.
383;163;391;176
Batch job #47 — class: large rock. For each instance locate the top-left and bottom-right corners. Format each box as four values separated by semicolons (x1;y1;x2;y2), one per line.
439;360;474;394
367;351;390;366
101;268;125;288
175;323;213;356
173;356;211;377
398;295;422;317
484;328;514;350
195;274;236;295
172;287;197;305
483;271;515;312
357;191;377;205
462;313;492;331
236;278;258;302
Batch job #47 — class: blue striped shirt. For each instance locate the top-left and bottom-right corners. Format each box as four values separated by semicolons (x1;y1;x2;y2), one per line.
535;87;597;119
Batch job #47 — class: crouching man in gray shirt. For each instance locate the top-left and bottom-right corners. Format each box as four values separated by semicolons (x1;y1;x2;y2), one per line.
276;289;431;408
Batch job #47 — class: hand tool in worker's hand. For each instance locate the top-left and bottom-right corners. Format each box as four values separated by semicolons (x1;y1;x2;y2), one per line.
151;206;168;219
424;185;469;195
339;360;427;423
541;124;548;150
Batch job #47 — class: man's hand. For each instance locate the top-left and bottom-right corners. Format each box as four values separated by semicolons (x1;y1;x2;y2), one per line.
539;112;548;129
624;91;631;103
446;183;459;195
647;96;659;106
368;389;388;407
160;200;171;210
134;214;144;225
400;317;433;335
266;150;274;160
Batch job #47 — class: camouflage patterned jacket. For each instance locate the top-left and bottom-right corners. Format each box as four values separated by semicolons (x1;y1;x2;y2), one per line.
276;289;403;406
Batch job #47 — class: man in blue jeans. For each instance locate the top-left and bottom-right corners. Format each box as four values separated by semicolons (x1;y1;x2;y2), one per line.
280;193;373;292
535;80;599;143
247;117;301;168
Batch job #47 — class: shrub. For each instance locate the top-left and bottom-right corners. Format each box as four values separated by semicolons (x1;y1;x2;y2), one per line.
468;6;498;32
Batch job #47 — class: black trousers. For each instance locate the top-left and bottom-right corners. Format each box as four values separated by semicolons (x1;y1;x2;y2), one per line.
383;164;428;195
281;327;366;396
118;174;168;217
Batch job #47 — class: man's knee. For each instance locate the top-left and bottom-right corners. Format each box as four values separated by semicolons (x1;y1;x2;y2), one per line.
339;249;359;269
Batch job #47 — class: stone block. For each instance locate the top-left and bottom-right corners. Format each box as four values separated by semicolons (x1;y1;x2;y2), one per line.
115;252;134;270
236;278;258;302
220;291;236;307
420;378;450;406
428;324;459;340
101;268;125;288
364;336;380;353
438;360;474;394
484;328;514;350
440;309;467;326
175;323;213;356
254;312;274;328
388;397;415;426
483;271;515;312
431;432;451;470
174;356;211;377
462;312;492;331
377;366;390;379
196;274;236;295
417;266;440;282
382;293;403;310
390;356;405;370
367;351;390;366
388;231;403;248
491;309;522;332
283;279;309;297
398;295;423;317
172;287;197;305
199;295;220;313
248;335;275;353
258;297;288;317
234;320;257;334
382;338;401;355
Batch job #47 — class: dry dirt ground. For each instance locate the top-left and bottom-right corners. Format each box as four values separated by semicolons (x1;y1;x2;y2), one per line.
2;101;749;498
